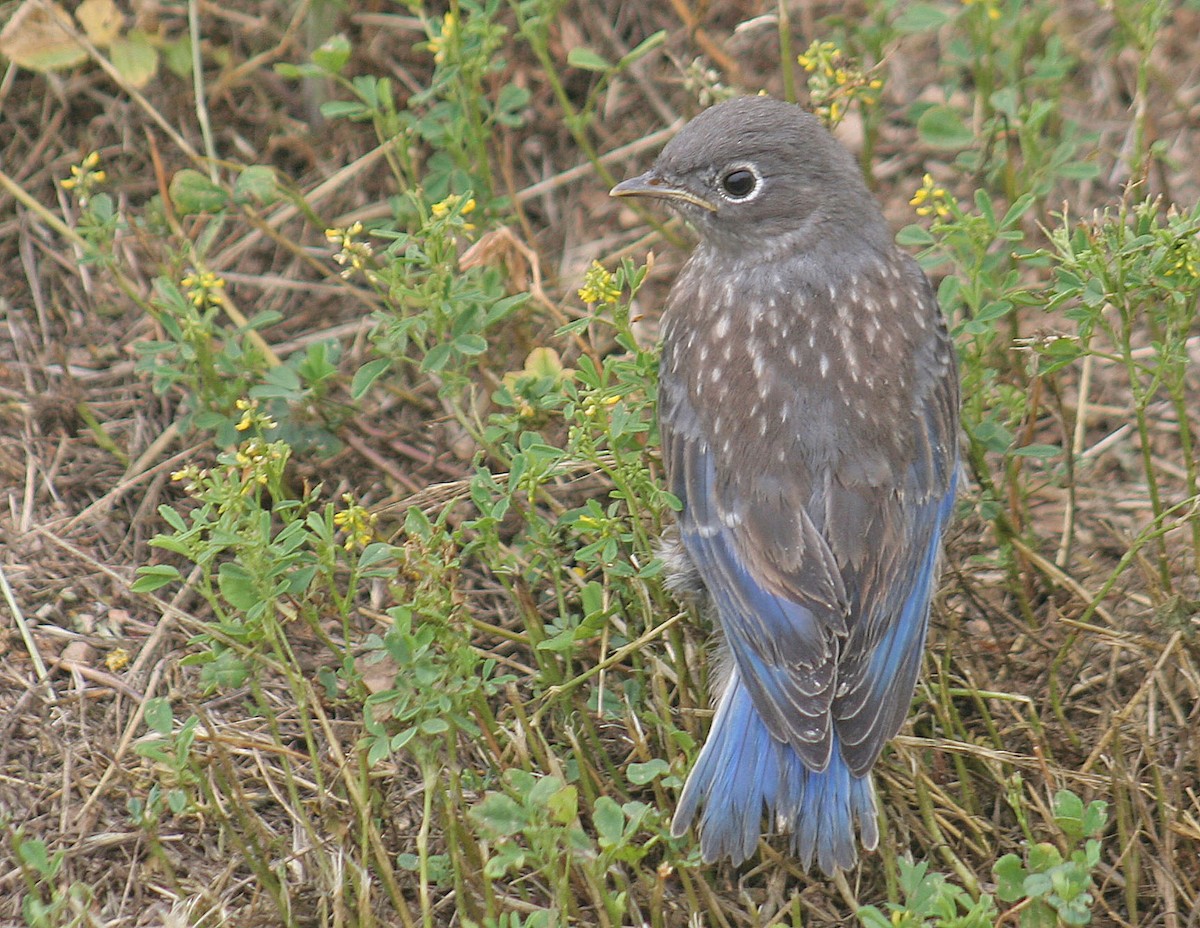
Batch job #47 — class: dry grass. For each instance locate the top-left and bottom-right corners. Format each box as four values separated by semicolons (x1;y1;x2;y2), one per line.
1;0;1199;926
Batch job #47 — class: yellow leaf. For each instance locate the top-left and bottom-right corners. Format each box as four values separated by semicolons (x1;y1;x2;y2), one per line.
524;347;565;378
110;31;158;88
0;0;85;72
76;0;123;46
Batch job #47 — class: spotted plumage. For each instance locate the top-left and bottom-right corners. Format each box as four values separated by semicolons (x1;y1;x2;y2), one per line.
612;96;959;874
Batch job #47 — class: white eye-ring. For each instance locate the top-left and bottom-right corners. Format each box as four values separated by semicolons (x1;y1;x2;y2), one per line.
717;164;762;201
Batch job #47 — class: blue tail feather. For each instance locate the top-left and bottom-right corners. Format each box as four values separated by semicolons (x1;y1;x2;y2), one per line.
672;671;878;874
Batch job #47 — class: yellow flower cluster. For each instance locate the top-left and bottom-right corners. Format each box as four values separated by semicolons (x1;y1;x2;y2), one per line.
234;437;285;490
171;464;206;492
797;41;883;128
325;221;375;278
577;261;621;305
181;269;226;309
910;173;955;219
431;194;477;232
333;493;377;551
234;398;277;434
1165;239;1199;281
61;151;107;206
427;11;457;64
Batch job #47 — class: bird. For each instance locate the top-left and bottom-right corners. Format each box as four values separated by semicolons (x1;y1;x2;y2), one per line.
610;96;959;875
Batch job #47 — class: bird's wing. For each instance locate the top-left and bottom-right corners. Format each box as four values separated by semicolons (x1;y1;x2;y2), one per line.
661;373;845;771
830;351;959;774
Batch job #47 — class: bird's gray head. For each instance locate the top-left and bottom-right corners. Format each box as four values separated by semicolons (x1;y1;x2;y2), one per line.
611;97;889;262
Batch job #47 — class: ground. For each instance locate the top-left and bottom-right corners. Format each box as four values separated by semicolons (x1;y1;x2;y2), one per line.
1;0;1199;926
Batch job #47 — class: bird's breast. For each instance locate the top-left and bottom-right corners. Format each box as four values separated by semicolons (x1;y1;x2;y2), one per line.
661;252;927;479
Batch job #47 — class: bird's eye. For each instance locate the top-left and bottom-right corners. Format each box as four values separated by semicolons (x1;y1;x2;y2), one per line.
720;168;758;199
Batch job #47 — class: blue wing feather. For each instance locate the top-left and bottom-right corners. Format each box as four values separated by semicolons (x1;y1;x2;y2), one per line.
670;455;955;870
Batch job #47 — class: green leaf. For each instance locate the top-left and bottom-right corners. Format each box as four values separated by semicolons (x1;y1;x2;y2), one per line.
626;759;669;785
580;580;604;617
592;796;625;846
143;697;175;735
357;542;396;570
618;30;666;68
855;907;891;928
311;33;351;74
567;46;611;72
233;165;280;205
1058;160;1101;180
158;504;187;533
495;82;531;127
1011;443;1061;461
1080;801;1108;837
169;169;229;214
989;86;1021;118
0;3;87;72
896;224;936;246
486;292;529;325
471;793;529;836
423;342;455;372
546;783;578;824
530;775;565;809
454;333;489;355
217;562;259;611
916;104;974;150
893;3;953;33
132;563;182;592
994;853;1027;901
367;736;391;766
351;357;392;399
1053;788;1084;824
320;100;368;120
110;31;159;88
162;35;193;78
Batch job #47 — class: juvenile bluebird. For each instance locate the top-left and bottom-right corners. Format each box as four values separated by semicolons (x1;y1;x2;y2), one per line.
611;96;959;874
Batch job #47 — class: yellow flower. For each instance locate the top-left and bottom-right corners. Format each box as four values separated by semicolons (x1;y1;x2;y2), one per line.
796;40;882;128
910;173;954;219
326;221;375;277
962;0;1002;19
427;11;457;64
61;151;107;205
234;399;277;434
333;493;377;551
181;269;226;309
430;194;477;232
578;261;621;305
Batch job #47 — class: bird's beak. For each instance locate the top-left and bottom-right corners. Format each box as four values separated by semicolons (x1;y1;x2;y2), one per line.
609;171;717;212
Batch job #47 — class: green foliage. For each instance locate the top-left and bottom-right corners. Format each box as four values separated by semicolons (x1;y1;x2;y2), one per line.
993;791;1108;927
860;791;1107;928
858;858;998;927
128;699;202;825
135;275;277;443
346;194;528;397
360;509;511;767
132;403;395;691
1035;198;1200;584
8;827;94;928
467;770;657;924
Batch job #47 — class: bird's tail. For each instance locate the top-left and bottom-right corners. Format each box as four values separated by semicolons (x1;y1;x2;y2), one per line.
671;671;878;874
